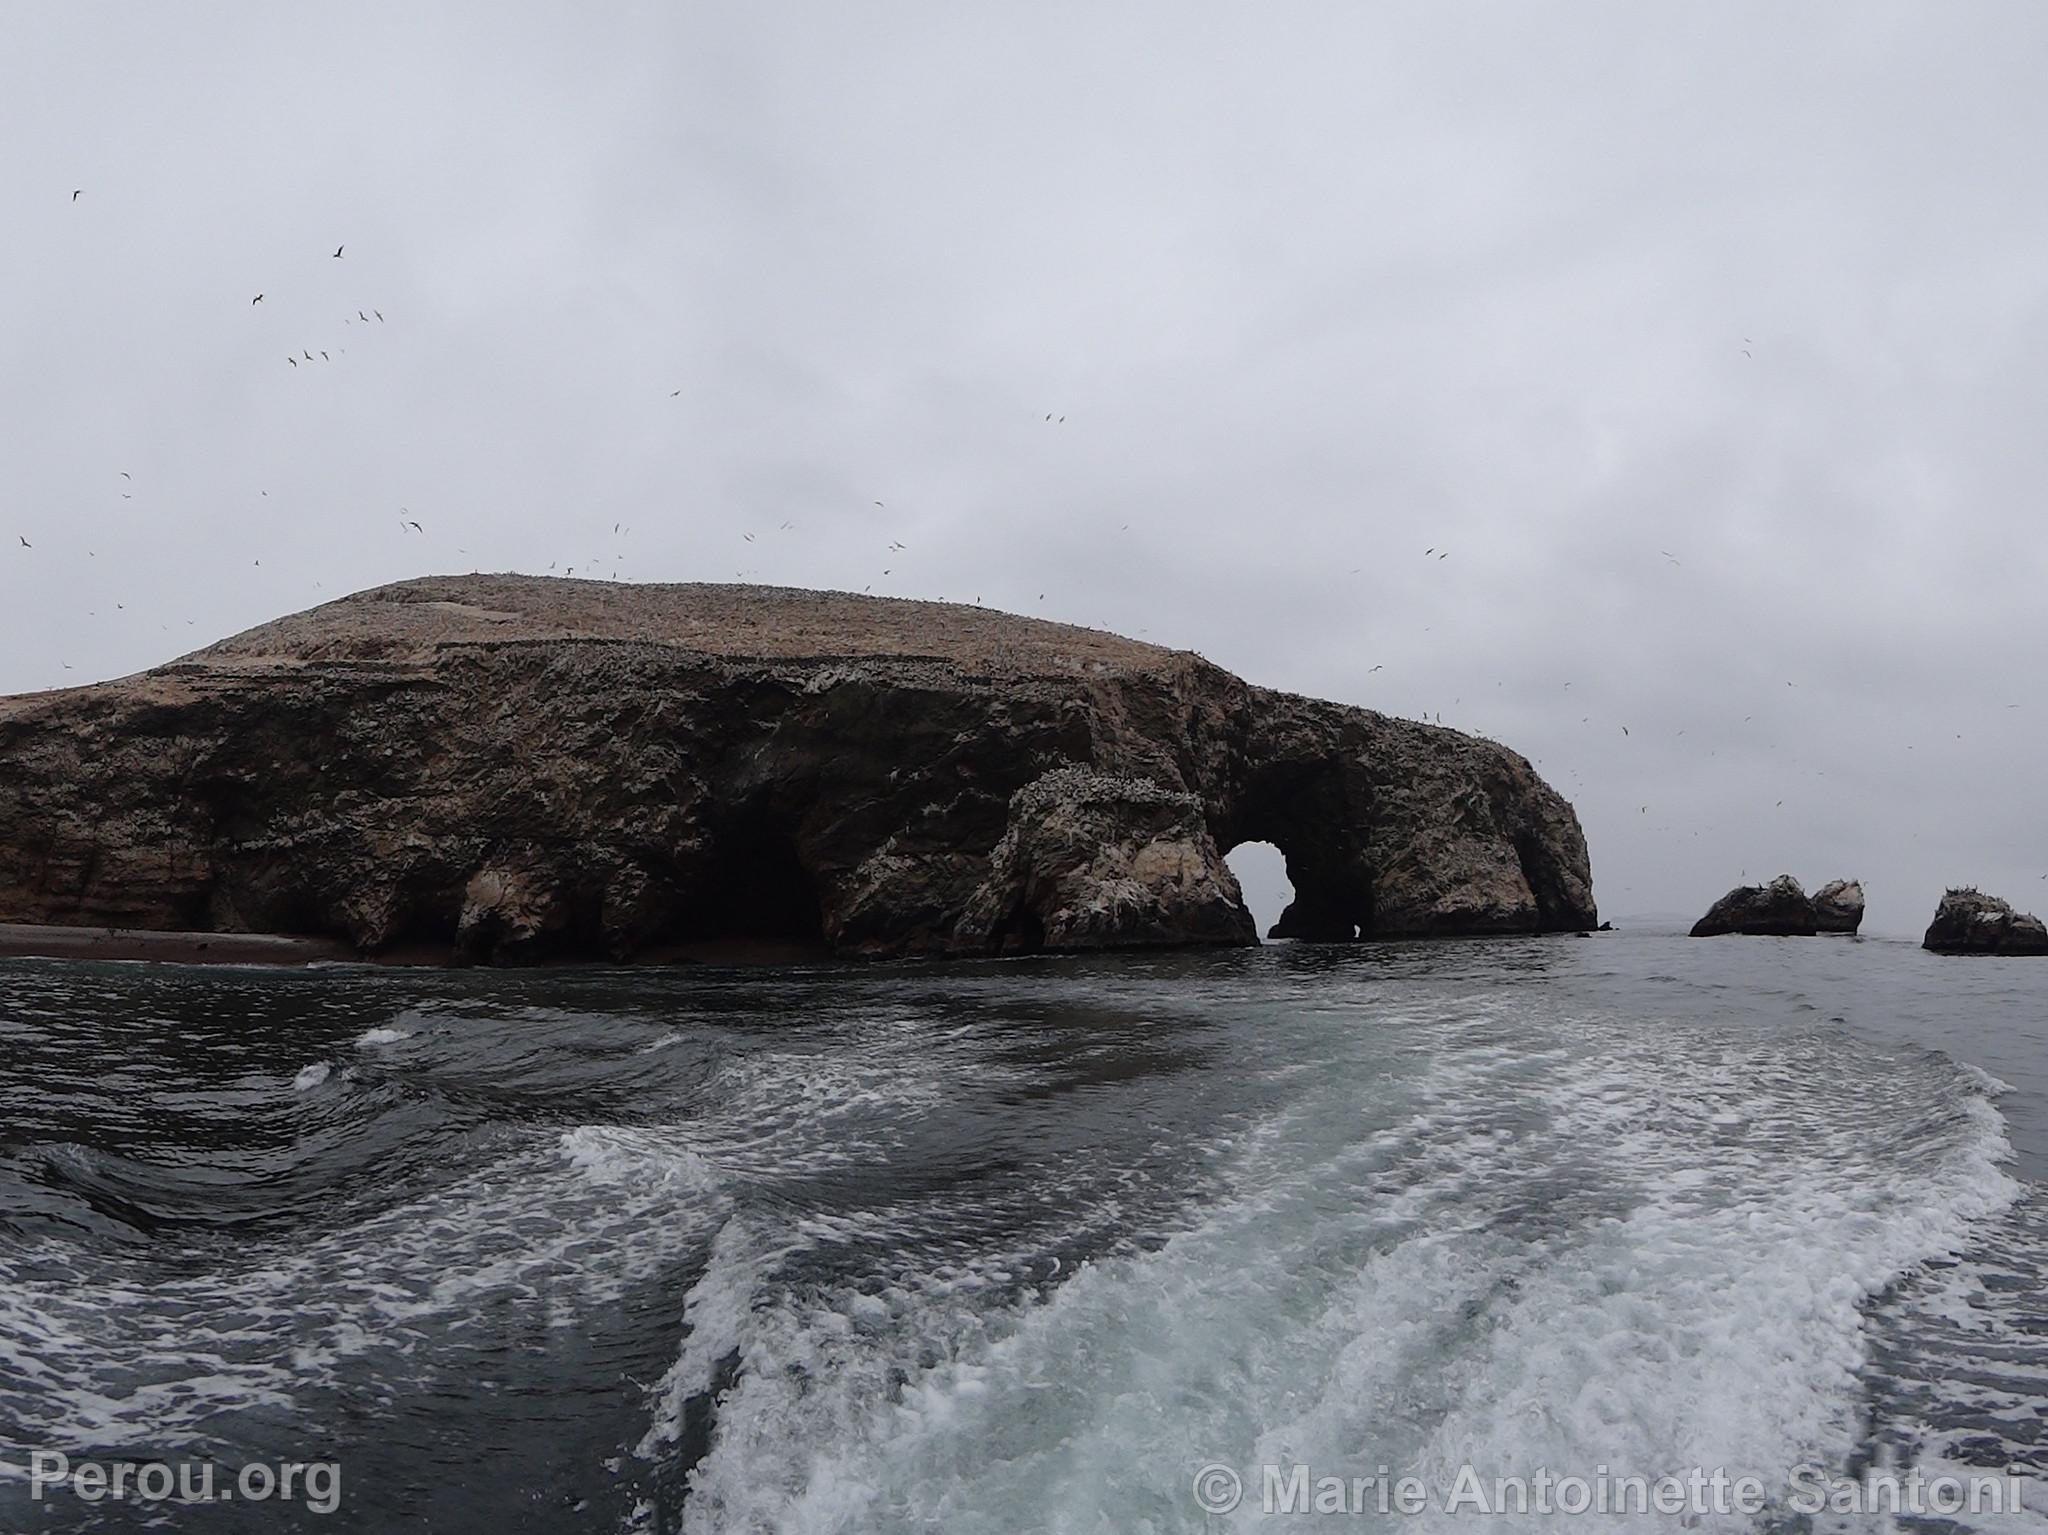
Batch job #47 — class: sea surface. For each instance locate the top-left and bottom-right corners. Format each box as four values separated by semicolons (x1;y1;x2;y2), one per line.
0;934;2044;1533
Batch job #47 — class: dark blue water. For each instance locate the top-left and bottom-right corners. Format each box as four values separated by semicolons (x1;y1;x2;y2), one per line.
0;935;2043;1532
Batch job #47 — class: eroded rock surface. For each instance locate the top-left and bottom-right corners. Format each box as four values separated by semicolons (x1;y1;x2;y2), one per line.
1811;878;1865;934
1690;875;1819;937
0;576;1596;962
1922;888;2048;955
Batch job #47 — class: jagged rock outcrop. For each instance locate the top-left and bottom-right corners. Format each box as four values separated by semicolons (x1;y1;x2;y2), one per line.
1690;875;1819;936
1811;879;1865;934
954;769;1254;952
1922;889;2048;955
0;576;1596;962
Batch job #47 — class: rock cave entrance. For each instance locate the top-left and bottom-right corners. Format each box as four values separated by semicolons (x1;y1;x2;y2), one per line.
1217;765;1377;942
683;812;828;949
988;901;1047;955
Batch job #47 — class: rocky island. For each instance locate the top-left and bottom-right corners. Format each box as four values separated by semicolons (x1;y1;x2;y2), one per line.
1690;875;1821;936
0;577;1596;963
1690;875;1865;937
1811;879;1866;934
1922;889;2048;955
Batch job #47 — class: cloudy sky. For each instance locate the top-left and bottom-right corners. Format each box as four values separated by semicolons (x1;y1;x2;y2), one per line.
4;3;2044;937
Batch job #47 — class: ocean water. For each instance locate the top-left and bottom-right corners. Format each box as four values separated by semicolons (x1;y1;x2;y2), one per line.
0;935;2044;1533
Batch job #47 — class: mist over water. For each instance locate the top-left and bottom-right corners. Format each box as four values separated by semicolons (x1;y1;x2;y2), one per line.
1;936;2045;1533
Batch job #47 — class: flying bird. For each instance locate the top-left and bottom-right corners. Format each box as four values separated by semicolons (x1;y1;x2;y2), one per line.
72;190;81;201
252;294;263;305
332;245;344;259
1369;664;1383;673
1621;726;1629;736
16;536;28;548
374;310;384;322
288;356;297;366
358;311;369;322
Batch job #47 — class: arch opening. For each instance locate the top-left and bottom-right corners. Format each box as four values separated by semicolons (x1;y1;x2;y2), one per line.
1224;841;1296;943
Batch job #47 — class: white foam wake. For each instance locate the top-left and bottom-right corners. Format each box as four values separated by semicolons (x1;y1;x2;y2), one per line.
634;1000;2023;1534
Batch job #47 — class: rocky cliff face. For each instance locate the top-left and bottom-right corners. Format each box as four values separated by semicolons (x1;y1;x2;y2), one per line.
0;577;1596;962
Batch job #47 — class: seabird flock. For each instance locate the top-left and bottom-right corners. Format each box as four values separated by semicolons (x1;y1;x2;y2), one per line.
14;195;408;660
18;192;1877;860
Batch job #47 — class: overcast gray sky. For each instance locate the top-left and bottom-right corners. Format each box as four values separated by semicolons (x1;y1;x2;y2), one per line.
4;2;2045;938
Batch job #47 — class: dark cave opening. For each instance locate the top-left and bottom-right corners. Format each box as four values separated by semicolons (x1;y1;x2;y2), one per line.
989;900;1048;956
687;814;827;946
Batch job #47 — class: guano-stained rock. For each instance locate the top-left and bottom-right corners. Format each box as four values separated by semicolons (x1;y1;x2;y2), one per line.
956;769;1255;952
0;576;1596;962
1922;888;2048;955
1811;878;1865;935
1690;875;1819;937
